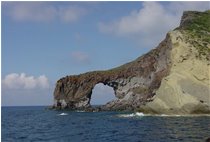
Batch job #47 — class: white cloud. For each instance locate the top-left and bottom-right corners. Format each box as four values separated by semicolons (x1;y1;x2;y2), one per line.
58;6;86;23
2;73;49;89
5;2;56;22
4;2;86;23
98;1;209;48
70;51;90;63
99;2;176;35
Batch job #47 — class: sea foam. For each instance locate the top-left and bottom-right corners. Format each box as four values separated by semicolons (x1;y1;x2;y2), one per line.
118;112;144;118
58;113;68;116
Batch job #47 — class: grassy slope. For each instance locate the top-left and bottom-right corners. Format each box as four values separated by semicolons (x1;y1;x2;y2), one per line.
182;10;210;57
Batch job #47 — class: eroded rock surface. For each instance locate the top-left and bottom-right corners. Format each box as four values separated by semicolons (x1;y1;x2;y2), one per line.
53;11;210;114
54;37;171;110
141;30;210;114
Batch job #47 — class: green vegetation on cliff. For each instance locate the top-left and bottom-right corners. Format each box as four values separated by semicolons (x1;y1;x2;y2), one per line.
180;10;210;57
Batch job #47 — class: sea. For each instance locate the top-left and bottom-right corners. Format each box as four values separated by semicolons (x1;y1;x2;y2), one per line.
2;106;210;142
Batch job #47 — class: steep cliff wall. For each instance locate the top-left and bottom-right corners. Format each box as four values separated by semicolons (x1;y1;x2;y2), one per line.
141;30;210;114
53;11;210;114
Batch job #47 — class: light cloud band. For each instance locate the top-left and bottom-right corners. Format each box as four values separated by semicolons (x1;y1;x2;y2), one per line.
2;73;50;89
4;2;86;23
98;2;209;47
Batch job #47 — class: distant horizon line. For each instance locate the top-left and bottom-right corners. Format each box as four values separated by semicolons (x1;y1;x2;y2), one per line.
1;105;50;107
1;104;104;107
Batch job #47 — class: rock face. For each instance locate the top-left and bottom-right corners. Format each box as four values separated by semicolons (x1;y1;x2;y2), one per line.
53;11;210;114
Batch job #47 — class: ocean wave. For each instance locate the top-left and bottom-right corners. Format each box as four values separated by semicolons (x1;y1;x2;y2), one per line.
118;112;144;118
58;113;68;116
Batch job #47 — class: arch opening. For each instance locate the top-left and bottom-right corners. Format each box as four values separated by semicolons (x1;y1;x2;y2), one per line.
90;83;116;106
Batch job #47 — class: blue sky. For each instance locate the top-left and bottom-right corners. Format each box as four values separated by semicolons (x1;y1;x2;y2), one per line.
1;1;209;106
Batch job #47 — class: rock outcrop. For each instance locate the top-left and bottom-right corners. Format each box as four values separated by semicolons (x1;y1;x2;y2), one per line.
53;11;210;114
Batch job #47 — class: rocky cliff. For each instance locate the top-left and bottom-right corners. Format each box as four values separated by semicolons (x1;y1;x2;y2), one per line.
53;11;210;114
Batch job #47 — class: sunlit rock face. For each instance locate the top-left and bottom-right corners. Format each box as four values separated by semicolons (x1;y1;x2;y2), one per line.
53;11;210;114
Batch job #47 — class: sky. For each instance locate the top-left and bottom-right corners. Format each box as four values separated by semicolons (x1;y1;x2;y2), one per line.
1;1;209;106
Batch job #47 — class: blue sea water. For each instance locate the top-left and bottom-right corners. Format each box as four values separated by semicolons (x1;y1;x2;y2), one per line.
2;106;210;142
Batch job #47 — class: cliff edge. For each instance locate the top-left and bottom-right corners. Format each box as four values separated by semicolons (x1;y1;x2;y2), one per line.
53;11;210;114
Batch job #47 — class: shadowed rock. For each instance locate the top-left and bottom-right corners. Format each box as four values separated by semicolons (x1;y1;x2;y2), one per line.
53;35;171;110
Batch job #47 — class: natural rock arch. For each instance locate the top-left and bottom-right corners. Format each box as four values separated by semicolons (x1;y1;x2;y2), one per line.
53;11;210;114
53;36;171;110
90;83;116;106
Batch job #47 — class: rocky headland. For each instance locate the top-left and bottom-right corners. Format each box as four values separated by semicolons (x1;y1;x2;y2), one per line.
53;11;210;114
